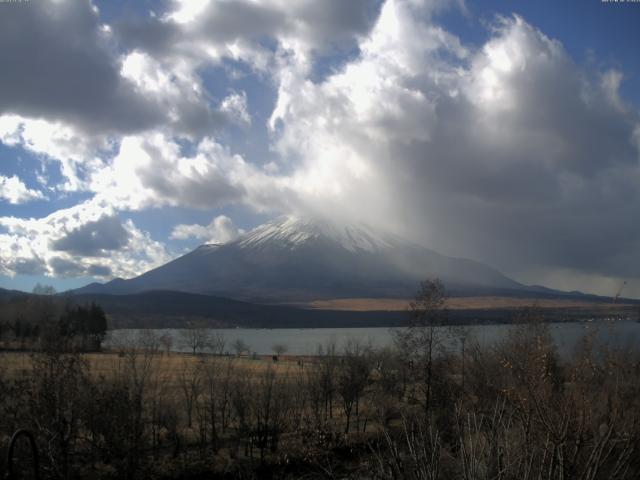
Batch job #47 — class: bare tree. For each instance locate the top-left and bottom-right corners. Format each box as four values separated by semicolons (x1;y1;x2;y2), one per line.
316;341;338;422
250;367;292;461
232;338;249;357
210;331;226;356
178;362;201;429
180;321;212;355
137;329;160;353
198;356;235;451
32;283;57;295
230;370;252;457
448;324;472;395
29;349;88;479
394;278;447;416
337;339;371;434
158;333;173;355
272;343;288;359
104;333;159;479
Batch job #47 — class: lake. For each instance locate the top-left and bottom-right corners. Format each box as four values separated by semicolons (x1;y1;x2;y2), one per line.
105;320;640;357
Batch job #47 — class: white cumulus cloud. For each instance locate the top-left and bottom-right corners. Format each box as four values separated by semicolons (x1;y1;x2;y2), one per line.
170;215;245;244
90;132;294;212
0;175;46;204
0;200;170;279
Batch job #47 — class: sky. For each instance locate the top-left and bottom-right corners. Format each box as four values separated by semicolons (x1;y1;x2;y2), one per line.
0;0;639;298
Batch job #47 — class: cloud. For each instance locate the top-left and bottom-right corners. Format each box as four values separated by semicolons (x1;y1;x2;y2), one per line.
0;0;163;135
0;175;46;204
0;114;108;191
267;4;640;289
118;49;231;137
117;0;380;68
1;0;639;297
170;214;245;244
8;257;47;276
220;91;251;127
49;257;112;279
87;264;112;277
49;257;86;277
0;0;382;206
268;0;468;216
50;214;131;257
0;0;262;192
0;200;171;279
90;132;294;212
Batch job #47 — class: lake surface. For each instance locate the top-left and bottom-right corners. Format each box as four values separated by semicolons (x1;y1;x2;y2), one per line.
106;320;640;357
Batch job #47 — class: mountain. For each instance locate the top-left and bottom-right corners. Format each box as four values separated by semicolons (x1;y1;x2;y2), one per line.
0;287;30;299
73;216;533;301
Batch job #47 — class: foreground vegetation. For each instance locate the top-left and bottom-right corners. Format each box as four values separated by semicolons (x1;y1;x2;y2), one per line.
1;281;640;479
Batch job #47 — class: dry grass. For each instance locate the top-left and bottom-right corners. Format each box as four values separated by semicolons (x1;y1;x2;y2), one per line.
308;298;411;311
306;296;628;311
0;350;306;385
0;351;32;376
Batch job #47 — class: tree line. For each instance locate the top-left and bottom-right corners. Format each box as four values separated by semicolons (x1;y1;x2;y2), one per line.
0;289;107;351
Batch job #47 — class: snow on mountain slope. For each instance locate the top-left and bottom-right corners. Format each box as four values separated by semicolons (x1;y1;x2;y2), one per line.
238;216;396;253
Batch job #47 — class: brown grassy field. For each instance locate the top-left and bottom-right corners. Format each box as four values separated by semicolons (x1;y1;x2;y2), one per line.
306;296;630;311
0;350;304;383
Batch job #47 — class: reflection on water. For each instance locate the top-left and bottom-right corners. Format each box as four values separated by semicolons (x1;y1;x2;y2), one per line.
105;321;640;357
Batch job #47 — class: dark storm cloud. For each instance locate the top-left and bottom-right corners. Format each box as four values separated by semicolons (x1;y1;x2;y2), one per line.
0;0;238;140
51;215;130;257
401;68;637;275
49;257;85;277
0;0;164;135
8;258;46;276
87;264;112;277
382;21;640;281
115;15;182;58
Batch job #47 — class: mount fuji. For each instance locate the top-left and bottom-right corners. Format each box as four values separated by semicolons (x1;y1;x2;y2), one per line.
74;215;531;302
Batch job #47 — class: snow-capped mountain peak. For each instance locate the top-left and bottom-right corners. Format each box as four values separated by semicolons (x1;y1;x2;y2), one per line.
237;216;396;253
73;214;523;301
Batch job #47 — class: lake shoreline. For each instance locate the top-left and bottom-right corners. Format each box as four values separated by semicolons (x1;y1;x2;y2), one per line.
106;304;639;329
105;320;640;357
